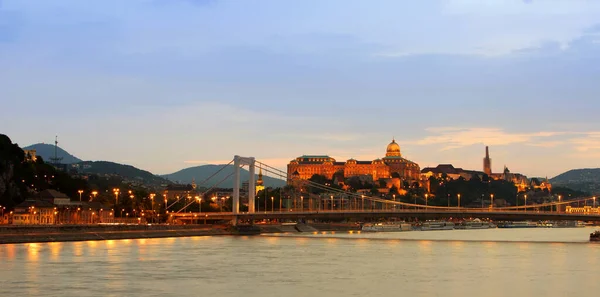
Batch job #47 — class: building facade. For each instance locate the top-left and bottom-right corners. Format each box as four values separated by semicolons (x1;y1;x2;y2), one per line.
287;139;421;183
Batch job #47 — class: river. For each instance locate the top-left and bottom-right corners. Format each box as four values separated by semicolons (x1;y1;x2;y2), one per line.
1;227;599;297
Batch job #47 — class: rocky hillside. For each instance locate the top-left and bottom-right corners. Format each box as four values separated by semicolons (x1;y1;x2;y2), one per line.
550;169;600;194
75;161;170;188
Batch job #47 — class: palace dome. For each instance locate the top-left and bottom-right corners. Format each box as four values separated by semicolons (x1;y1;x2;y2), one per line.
386;139;401;157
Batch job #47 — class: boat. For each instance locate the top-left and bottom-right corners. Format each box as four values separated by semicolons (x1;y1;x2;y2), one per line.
497;221;539;228
552;221;586;228
227;224;262;235
420;221;455;231
455;219;495;230
590;230;600;242
362;222;412;232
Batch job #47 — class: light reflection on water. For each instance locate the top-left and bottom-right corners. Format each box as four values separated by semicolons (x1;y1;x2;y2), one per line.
0;228;599;297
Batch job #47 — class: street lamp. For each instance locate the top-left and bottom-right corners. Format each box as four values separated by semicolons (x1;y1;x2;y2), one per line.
91;191;98;201
196;196;202;213
361;195;365;211
113;188;120;217
271;197;274;212
490;194;494;210
457;194;461;209
524;194;528;212
78;190;84;202
393;194;396;211
331;195;334;211
425;194;429;209
558;195;562;213
300;196;304;212
594;196;597;208
150;193;156;212
163;194;168;212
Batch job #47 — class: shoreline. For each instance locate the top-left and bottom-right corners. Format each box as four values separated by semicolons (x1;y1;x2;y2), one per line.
0;223;361;244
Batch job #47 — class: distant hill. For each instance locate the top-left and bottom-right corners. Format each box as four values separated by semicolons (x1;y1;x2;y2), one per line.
23;143;82;164
163;165;286;188
75;161;170;187
551;169;600;194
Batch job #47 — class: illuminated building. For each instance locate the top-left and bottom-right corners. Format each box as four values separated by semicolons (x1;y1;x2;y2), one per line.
287;139;421;183
23;149;37;162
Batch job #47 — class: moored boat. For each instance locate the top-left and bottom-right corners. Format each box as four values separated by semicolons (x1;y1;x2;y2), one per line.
362;222;412;232
455;219;495;230
420;221;455;231
497;221;538;228
228;224;262;235
590;230;600;242
552;221;586;228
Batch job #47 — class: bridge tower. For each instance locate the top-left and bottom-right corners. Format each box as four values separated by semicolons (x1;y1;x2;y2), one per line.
233;156;257;219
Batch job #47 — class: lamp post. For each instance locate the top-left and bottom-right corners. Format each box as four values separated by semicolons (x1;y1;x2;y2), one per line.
594;196;597;208
457;194;461;209
196;196;202;213
221;197;225;212
271;197;274;212
393;194;396;211
163;193;167;207
558;195;562;213
78;190;84;202
279;196;282;212
130;194;135;215
490;194;494;210
524;195;527;212
361;195;365;211
113;189;120;217
331;195;334;211
300;196;304;212
150;193;156;212
91;191;98;201
425;194;428;210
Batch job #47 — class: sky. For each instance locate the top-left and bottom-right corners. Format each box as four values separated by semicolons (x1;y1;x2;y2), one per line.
1;0;600;178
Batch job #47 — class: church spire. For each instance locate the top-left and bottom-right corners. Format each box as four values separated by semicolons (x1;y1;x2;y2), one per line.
257;167;264;186
483;146;492;176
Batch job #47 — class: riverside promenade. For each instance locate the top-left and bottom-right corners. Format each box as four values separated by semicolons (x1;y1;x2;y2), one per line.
0;223;361;244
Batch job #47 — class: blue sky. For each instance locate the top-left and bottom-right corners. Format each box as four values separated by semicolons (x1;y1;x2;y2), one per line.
1;0;600;177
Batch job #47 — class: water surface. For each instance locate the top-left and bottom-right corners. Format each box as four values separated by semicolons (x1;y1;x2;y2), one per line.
1;228;599;297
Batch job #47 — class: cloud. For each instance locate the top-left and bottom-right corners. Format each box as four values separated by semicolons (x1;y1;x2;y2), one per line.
416;127;565;150
570;132;600;152
526;141;564;148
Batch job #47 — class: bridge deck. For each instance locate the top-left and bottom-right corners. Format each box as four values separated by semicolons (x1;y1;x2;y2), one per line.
170;210;600;222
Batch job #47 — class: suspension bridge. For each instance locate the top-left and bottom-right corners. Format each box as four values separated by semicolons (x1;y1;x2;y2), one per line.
166;156;600;225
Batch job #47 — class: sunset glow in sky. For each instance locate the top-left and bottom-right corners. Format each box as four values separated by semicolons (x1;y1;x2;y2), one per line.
1;0;600;177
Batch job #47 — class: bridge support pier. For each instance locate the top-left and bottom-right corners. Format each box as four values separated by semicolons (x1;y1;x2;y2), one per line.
233;155;256;225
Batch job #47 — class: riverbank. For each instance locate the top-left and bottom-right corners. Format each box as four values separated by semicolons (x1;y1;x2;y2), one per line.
0;223;362;244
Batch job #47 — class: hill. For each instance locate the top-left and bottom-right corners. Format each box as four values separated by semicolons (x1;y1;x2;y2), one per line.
1;134;89;207
75;161;170;188
163;165;286;188
550;169;600;194
23;143;82;164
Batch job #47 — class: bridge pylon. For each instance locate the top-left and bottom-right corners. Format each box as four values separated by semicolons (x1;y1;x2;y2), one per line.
233;156;256;221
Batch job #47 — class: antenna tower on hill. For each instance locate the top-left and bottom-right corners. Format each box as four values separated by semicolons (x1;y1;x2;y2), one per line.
49;135;63;165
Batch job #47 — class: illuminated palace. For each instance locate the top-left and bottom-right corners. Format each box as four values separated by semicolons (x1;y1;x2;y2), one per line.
287;139;421;183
